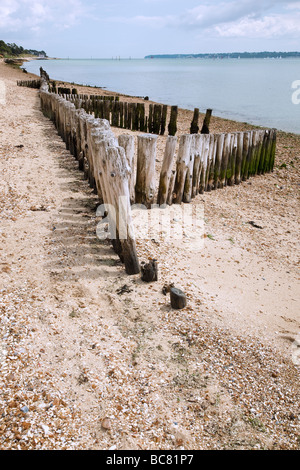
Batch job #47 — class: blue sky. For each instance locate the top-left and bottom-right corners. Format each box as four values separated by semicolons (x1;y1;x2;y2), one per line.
0;0;300;58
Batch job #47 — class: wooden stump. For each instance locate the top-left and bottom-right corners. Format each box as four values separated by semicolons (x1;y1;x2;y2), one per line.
141;259;158;282
170;287;187;309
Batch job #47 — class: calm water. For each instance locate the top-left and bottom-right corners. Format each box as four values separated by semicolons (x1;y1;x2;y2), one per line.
25;58;300;134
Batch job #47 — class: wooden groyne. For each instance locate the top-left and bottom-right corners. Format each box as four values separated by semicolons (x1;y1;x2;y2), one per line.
158;129;276;206
39;75;140;275
38;69;276;274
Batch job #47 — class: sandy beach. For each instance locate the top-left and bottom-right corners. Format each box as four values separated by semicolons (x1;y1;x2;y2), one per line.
0;59;299;450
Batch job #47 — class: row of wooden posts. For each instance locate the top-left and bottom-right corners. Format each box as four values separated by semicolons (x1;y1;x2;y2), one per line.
156;129;276;208
38;74;276;275
17;79;41;89
61;92;178;136
39;76;141;275
62;93;213;138
113;128;276;209
17;76;212;137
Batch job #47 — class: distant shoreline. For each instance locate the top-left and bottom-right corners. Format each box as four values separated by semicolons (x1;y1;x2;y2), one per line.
145;52;300;59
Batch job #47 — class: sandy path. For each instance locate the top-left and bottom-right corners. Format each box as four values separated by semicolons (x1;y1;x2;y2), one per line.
0;60;299;450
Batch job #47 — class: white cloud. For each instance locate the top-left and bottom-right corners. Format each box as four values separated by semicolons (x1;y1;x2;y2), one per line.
0;0;89;32
215;12;300;38
153;1;300;40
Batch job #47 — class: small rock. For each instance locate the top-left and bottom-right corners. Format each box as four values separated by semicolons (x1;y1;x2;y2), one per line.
101;417;111;430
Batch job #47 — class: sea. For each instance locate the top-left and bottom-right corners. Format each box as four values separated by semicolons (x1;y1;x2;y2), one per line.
25;57;300;134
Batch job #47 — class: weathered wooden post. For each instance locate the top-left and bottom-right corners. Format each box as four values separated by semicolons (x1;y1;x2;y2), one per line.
227;133;237;186
253;130;264;175
92;134;140;275
104;100;110;122
241;131;251;180
123;102;129;129
183;134;196;203
118;134;136;204
201;109;212;134
270;129;277;171
219;133;232;188
248;130;257;177
192;134;203;197
160;105;168;135
190;108;199;134
111;100;119;127
244;131;254;179
167;170;176;205
107;146;140;274
198;134;210;194
135;134;158;208
206;134;217;191
148;104;154;133
257;130;267;175
235;132;244;184
119;102;124;128
213;133;224;189
168;106;178;136
131;103;138;131
173;134;192;204
153;104;162;134
157;136;177;206
137;103;145;131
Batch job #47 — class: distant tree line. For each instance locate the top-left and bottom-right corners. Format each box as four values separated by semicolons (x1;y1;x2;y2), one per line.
145;51;300;59
0;40;47;58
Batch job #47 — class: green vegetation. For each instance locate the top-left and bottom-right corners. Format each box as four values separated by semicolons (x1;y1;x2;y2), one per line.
0;39;47;58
